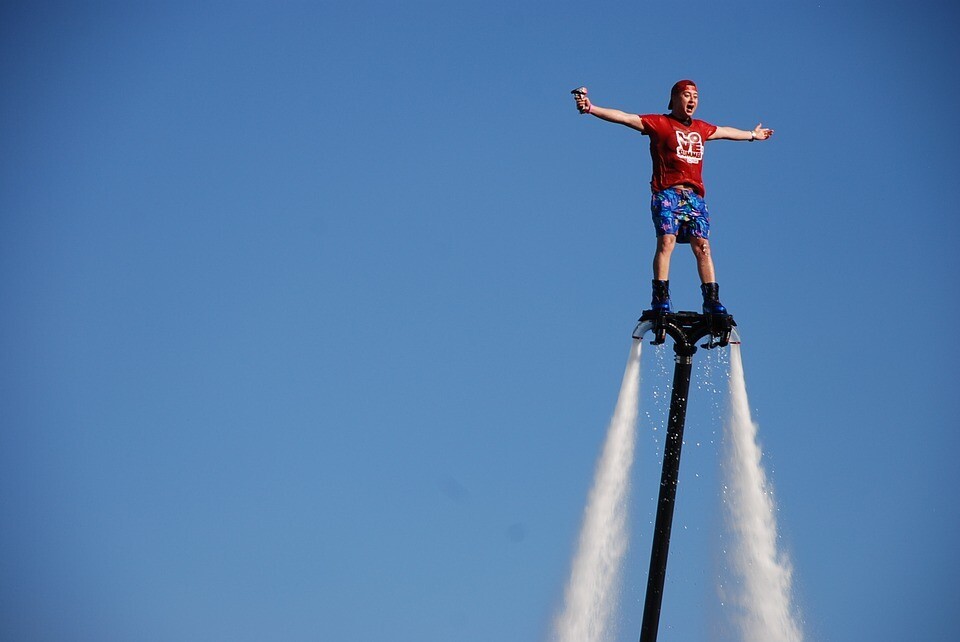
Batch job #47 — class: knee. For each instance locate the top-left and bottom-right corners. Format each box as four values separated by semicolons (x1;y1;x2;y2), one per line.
691;239;711;258
657;235;677;253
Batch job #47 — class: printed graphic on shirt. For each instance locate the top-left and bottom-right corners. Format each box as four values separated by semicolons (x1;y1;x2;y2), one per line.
675;130;704;164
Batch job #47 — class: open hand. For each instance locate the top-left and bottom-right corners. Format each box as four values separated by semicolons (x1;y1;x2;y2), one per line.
753;123;774;140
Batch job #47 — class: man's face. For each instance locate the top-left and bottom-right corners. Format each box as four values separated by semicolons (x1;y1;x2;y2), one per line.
673;86;698;118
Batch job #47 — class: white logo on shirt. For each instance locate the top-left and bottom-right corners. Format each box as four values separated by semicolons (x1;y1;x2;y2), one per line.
675;130;704;164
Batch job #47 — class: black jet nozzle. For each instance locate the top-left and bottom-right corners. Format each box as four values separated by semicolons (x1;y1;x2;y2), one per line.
699;314;736;349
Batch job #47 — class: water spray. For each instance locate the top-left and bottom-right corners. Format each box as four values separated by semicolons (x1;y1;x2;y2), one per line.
555;339;642;642
722;344;802;641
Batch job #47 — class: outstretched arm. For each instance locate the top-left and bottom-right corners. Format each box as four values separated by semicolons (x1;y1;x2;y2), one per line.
708;123;774;141
573;88;646;132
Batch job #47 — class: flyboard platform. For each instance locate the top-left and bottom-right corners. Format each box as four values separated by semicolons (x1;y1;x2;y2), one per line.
632;310;739;352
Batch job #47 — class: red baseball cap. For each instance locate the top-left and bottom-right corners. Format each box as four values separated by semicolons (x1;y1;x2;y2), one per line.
668;79;697;109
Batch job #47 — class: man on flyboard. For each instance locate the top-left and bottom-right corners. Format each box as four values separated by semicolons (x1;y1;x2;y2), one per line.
572;80;773;315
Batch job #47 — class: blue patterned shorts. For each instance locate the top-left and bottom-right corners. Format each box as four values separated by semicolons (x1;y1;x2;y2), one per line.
650;188;711;243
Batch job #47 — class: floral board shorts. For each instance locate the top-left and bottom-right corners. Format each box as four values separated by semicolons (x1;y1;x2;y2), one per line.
650;187;711;244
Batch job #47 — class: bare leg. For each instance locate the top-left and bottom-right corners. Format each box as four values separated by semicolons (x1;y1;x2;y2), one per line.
653;234;677;280
690;237;716;283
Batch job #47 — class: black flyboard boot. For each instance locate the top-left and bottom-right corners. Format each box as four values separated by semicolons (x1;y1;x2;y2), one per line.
701;282;727;315
651;279;671;313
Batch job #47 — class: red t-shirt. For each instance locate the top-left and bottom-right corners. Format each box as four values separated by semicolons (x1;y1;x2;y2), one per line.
640;114;718;196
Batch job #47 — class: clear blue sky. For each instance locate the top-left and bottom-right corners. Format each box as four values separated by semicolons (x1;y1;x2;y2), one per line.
2;1;958;640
